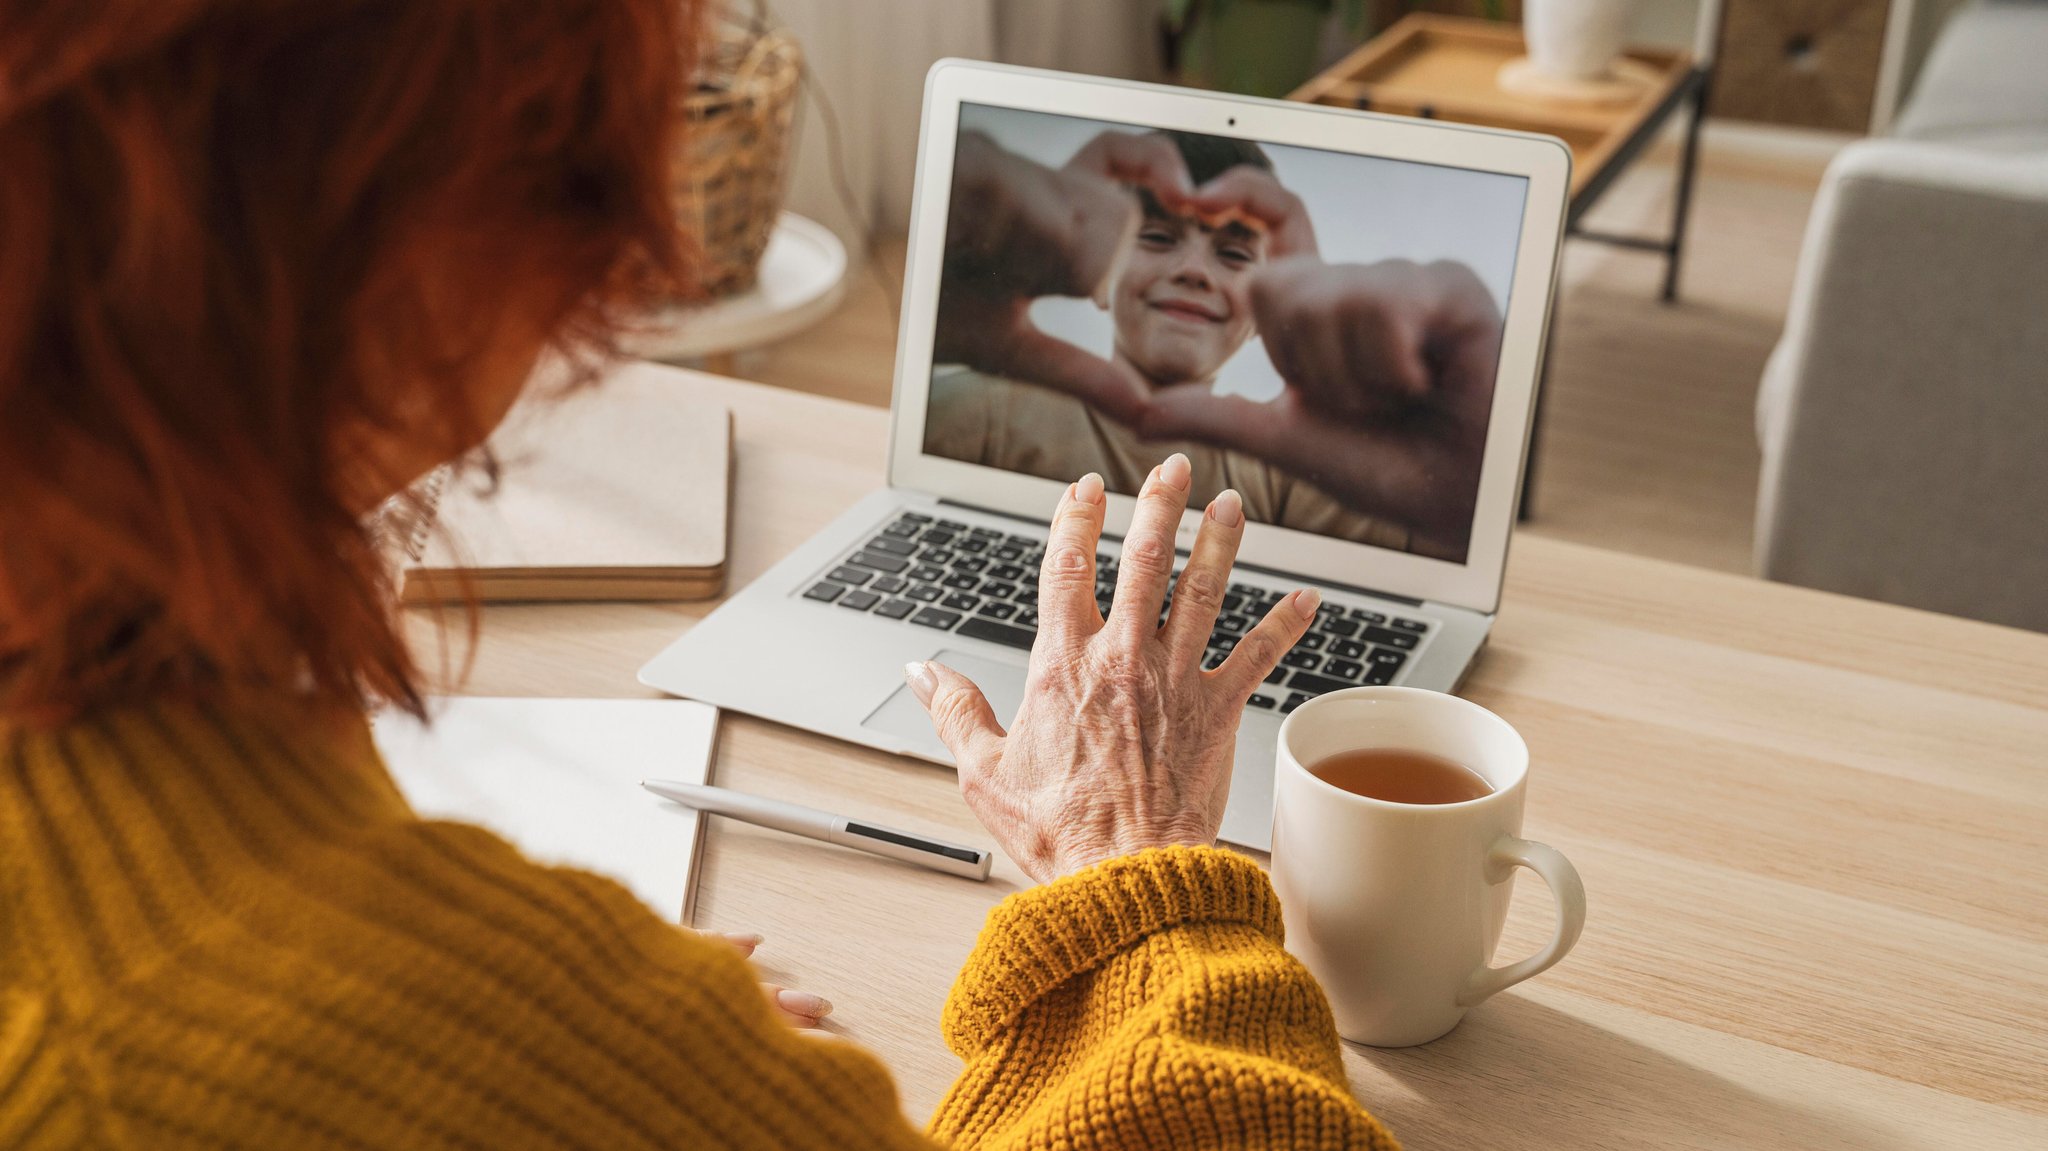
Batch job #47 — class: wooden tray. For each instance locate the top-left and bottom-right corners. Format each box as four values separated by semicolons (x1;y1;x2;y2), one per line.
1290;14;1691;199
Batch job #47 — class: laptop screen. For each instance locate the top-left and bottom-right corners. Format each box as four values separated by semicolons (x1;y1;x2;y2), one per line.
922;102;1529;567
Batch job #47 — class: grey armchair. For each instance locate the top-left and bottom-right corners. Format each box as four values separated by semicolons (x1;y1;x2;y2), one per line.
1754;2;2048;632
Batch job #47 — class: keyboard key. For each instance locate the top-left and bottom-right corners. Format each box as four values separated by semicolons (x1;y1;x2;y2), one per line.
1014;588;1038;606
866;536;917;556
1204;651;1227;670
847;551;908;574
900;512;933;524
942;576;979;594
1015;608;1039;628
989;563;1026;581
907;585;943;603
1216;614;1249;634
993;545;1024;561
803;581;845;603
1323;617;1360;638
957;556;988;574
1247;694;1277;710
874;598;916;620
970;526;1003;538
936;519;967;531
1369;647;1408;668
1391;617;1429;633
957;617;1035;650
839;590;880;611
910;607;961;630
1006;533;1036;547
1323;658;1365;680
1331;639;1367;660
871;575;907;594
1280;692;1311;714
1364;663;1399;686
1282;650;1321;670
942;592;981;612
828;565;872;585
1287;670;1354;696
1265;666;1288;685
1350;608;1387;624
908;564;943;583
882;520;920;538
1295;632;1325;651
980;582;1017;600
919;547;956;564
957;537;989;554
1222;592;1244;612
1210;634;1239;655
919;529;956;546
1361;625;1418;650
977;602;1018;621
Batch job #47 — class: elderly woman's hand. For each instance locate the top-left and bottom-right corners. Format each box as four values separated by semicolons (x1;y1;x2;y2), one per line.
905;454;1318;883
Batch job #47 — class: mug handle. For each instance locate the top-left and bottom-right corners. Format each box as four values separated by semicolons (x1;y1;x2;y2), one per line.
1457;836;1587;1007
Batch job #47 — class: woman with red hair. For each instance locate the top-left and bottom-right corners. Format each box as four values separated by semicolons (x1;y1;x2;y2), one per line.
0;3;1395;1148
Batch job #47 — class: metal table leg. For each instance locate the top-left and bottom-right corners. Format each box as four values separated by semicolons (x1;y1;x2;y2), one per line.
1662;67;1711;302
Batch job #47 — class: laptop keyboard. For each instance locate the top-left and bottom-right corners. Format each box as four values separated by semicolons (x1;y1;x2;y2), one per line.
799;511;1432;714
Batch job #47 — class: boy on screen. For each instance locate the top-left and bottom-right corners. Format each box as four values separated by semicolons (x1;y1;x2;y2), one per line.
923;118;1506;563
924;128;1417;553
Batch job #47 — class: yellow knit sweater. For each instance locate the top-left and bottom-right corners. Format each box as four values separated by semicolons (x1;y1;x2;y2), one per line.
0;699;1396;1150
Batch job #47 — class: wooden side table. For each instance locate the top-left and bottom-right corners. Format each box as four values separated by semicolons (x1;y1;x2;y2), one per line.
1292;13;1724;519
1294;15;1711;301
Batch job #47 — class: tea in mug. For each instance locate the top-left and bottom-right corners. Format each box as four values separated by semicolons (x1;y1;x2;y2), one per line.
1309;749;1494;805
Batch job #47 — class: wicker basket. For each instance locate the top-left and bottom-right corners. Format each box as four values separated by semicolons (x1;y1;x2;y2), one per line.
672;3;801;298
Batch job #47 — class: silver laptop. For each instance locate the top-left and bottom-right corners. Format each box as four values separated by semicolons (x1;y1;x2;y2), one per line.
640;61;1568;851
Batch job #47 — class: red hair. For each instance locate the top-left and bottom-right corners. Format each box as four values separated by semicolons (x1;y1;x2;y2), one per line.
0;1;695;723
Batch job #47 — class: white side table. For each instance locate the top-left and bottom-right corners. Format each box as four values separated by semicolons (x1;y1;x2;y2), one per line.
627;212;849;375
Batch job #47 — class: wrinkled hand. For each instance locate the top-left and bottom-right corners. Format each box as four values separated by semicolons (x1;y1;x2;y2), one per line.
905;455;1318;883
933;130;1194;424
1139;258;1503;558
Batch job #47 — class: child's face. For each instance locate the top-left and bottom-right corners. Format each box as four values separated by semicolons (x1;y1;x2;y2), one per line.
1111;190;1268;386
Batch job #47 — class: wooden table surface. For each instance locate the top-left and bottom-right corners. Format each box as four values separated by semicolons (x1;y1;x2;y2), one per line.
410;369;2048;1150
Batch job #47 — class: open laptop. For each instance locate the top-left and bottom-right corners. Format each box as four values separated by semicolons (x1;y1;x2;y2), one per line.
640;60;1568;851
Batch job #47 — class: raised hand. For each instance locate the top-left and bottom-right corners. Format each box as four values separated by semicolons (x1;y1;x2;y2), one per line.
1139;258;1504;559
904;455;1319;883
932;131;1193;424
1187;164;1319;261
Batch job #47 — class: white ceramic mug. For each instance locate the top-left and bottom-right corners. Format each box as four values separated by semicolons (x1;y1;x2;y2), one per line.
1271;687;1586;1047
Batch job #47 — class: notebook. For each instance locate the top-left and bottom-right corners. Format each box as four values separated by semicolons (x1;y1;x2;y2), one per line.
372;696;719;924
402;364;732;603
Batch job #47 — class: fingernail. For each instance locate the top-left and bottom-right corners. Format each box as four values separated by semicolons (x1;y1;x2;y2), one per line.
1075;472;1105;505
1159;452;1191;490
777;988;833;1018
1291;587;1321;616
904;661;937;706
1208;488;1244;527
717;931;764;953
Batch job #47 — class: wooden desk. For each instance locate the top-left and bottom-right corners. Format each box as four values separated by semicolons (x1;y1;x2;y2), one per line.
411;370;2048;1149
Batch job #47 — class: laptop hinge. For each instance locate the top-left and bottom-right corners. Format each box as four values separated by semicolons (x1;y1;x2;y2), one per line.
936;497;1427;608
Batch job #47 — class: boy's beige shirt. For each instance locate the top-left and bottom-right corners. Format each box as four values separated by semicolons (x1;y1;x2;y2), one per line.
924;365;1412;551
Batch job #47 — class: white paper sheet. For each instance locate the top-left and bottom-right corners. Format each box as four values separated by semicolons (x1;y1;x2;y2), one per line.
372;696;717;923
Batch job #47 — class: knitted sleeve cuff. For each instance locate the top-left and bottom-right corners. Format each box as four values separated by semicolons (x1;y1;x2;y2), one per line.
941;845;1283;1055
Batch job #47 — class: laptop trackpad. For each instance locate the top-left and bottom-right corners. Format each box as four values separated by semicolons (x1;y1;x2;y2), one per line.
862;648;1029;764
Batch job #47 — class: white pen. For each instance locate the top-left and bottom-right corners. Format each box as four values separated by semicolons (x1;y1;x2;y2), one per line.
642;779;993;881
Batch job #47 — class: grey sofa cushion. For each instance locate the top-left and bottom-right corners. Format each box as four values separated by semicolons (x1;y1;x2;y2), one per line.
1894;2;2048;146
